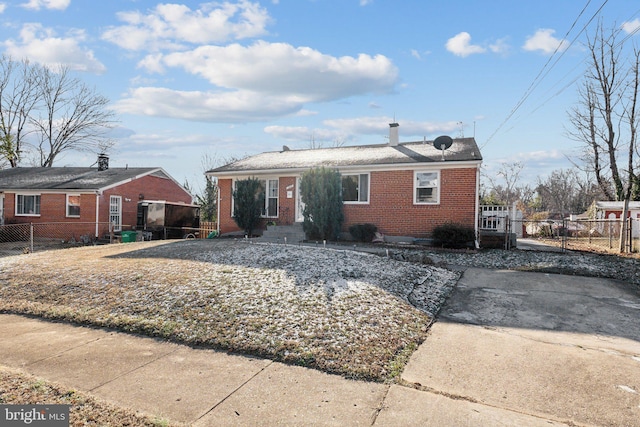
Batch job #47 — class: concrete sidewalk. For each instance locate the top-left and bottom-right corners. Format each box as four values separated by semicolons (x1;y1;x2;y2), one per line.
1;314;566;426
1;267;639;426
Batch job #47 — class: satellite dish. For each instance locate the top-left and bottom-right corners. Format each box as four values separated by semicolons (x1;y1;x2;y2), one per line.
433;135;453;151
433;135;453;161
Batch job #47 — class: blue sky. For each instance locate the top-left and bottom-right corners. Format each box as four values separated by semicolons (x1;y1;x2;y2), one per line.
1;0;639;192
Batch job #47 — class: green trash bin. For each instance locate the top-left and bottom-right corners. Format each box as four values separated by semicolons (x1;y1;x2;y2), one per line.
121;231;137;243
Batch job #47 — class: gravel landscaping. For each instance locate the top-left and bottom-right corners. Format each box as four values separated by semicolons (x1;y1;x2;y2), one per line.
0;238;637;385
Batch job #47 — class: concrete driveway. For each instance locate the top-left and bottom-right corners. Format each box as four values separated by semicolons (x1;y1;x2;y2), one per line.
399;268;640;426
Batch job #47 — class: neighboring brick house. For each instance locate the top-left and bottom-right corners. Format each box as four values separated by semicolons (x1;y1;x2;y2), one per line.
207;124;482;240
595;201;640;220
0;159;193;239
594;201;640;239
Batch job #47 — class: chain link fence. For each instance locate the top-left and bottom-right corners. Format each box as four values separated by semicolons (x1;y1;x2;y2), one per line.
0;222;122;257
0;221;219;257
511;218;639;254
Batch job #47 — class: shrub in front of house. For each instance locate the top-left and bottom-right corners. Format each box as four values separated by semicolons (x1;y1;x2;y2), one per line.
300;167;344;240
349;223;378;242
432;223;475;249
232;177;265;237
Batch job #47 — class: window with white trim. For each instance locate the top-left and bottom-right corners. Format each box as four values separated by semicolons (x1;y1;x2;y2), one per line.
414;171;439;204
232;178;279;218
16;194;41;216
66;194;81;217
342;173;369;203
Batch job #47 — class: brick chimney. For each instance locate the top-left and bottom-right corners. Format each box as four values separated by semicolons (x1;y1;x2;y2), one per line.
389;122;399;146
97;154;109;171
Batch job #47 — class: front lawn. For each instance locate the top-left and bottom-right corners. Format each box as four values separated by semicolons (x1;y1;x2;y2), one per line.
0;240;459;382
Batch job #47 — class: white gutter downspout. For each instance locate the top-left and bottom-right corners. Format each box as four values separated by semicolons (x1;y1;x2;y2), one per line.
95;192;100;237
216;183;221;235
475;165;481;248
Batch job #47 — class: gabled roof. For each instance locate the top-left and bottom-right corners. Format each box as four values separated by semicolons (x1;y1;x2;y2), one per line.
0;167;173;191
208;138;482;176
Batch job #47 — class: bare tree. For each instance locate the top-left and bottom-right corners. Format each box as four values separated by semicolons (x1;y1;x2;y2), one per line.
536;169;579;217
0;56;41;167
483;161;524;207
567;23;640;250
31;66;116;167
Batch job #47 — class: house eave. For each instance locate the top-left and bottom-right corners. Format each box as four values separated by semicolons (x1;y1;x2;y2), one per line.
207;159;482;178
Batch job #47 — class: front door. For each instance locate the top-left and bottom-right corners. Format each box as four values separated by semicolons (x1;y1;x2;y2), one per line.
295;177;305;222
0;193;4;225
110;195;122;231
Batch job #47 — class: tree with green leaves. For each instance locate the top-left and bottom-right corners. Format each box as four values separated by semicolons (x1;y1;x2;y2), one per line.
299;167;344;240
233;177;264;237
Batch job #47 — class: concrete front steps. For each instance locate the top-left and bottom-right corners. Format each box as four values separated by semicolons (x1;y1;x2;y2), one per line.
259;224;306;244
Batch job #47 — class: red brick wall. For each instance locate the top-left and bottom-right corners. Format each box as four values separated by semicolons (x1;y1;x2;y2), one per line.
2;173;192;238
217;177;299;235
217;167;478;238
343;168;477;238
99;174;193;230
218;178;238;233
278;177;297;225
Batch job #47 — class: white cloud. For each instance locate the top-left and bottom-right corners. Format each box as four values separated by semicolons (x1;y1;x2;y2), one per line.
0;3;6;13
622;19;640;35
4;23;106;73
102;1;271;52
523;29;568;54
263;125;357;148
264;117;461;146
446;32;486;57
153;41;397;102
515;149;564;162
113;87;304;122
137;53;165;74
22;0;69;10
323;117;459;137
489;37;510;55
360;0;373;5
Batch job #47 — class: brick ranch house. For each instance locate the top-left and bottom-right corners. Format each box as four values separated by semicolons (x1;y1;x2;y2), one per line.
0;158;193;240
207;124;483;240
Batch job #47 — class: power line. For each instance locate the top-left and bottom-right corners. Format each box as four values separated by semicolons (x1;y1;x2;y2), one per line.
508;5;640;132
481;0;609;149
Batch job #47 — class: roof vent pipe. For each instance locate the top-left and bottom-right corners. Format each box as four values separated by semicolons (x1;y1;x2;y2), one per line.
97;154;109;171
389;122;399;146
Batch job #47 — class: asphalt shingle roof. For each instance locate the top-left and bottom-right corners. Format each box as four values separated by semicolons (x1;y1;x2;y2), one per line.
208;138;482;175
0;167;167;191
